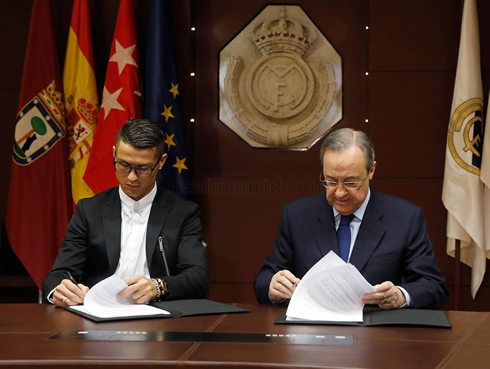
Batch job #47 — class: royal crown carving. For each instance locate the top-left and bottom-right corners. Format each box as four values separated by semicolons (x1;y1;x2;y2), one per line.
219;5;343;149
250;7;317;56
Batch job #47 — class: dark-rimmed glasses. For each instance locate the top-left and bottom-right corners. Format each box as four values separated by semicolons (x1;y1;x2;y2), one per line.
113;154;162;177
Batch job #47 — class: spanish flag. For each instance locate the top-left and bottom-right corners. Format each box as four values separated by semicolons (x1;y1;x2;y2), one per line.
63;0;99;204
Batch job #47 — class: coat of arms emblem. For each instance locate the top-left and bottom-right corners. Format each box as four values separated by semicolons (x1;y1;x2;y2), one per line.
13;81;65;165
219;5;343;149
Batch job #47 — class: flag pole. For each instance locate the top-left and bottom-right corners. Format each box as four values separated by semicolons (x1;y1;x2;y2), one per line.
454;239;461;310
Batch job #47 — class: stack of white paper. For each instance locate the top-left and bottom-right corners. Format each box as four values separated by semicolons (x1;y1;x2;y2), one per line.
286;251;375;322
70;275;170;318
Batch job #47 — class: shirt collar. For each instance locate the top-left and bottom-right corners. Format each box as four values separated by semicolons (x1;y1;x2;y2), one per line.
119;183;157;213
332;187;371;221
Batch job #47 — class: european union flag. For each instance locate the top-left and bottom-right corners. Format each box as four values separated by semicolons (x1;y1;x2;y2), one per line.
144;0;190;199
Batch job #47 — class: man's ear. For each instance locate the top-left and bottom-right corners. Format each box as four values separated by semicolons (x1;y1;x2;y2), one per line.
159;153;168;169
369;161;377;180
112;146;116;159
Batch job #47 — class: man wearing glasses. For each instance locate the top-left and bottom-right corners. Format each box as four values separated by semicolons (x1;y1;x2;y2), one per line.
254;128;449;309
43;119;209;306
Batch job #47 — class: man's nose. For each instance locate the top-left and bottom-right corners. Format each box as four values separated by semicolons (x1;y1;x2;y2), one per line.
127;168;139;181
334;185;348;196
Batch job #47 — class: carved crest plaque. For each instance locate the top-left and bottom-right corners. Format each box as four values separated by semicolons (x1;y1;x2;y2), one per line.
219;5;342;149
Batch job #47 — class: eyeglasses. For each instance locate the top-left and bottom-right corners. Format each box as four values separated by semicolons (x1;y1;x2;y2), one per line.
113;155;162;177
319;172;369;190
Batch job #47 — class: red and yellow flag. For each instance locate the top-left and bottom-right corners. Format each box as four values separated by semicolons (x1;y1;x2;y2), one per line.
6;0;72;288
63;0;99;203
84;0;142;194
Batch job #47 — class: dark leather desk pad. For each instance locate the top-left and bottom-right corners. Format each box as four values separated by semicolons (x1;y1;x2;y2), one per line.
275;308;452;328
65;299;250;322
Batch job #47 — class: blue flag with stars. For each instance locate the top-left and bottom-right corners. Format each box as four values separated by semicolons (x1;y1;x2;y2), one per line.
144;0;190;198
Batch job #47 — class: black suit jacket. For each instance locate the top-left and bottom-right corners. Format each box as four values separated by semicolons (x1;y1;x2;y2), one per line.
254;189;449;309
42;186;209;302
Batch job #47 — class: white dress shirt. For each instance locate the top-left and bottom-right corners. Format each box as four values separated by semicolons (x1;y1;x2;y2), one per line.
115;184;157;280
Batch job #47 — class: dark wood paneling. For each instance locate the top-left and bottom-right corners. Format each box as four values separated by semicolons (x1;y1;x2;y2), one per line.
193;0;369;178
368;72;455;178
194;177;323;283
0;90;18;182
478;0;490;71
369;0;461;71
453;286;490;311
0;0;31;90
1;0;489;311
208;282;256;304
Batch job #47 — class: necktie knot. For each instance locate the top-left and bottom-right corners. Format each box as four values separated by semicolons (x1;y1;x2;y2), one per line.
340;214;355;226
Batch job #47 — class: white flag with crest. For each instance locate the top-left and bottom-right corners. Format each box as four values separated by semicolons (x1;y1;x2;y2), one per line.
442;0;486;298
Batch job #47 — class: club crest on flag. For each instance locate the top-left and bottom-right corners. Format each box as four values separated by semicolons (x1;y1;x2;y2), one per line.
13;80;65;166
448;97;484;175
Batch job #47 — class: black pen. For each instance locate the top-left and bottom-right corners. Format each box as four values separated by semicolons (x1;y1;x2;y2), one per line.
66;271;82;290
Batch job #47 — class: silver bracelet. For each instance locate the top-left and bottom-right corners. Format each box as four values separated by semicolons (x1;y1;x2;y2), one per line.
151;278;161;300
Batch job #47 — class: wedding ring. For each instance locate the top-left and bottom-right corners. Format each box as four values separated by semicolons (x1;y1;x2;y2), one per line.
61;295;67;304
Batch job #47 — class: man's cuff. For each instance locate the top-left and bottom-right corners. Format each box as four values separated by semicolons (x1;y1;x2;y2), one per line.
268;291;286;305
397;286;411;308
47;287;56;304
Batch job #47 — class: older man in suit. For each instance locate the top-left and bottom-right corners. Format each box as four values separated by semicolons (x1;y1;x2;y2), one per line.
43;119;209;306
254;128;449;310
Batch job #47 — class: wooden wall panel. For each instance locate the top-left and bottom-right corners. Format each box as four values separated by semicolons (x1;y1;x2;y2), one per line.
368;72;454;178
193;0;369;178
1;0;489;310
0;0;31;90
0;0;32;219
369;0;460;71
194;177;322;283
480;0;490;71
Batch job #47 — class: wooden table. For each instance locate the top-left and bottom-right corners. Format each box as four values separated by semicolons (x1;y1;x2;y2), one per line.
0;303;488;368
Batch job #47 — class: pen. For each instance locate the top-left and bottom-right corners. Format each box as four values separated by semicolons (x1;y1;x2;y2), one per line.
66;271;82;290
158;236;171;276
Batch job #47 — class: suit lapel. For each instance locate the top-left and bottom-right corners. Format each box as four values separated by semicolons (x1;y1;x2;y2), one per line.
146;188;170;268
102;189;122;274
349;190;386;271
313;201;338;257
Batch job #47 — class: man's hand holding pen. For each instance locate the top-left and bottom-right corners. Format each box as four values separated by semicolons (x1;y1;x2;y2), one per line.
53;274;89;307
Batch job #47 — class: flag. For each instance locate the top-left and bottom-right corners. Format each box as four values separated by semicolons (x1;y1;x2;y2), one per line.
63;0;99;204
6;0;72;289
84;0;142;194
480;93;490;274
442;0;486;298
144;0;191;198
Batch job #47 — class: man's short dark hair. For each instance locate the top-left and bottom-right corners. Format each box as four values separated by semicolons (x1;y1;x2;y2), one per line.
115;119;165;158
319;128;375;172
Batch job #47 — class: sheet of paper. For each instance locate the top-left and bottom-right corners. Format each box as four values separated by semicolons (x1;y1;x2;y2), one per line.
71;275;169;318
301;250;346;283
286;251;375;322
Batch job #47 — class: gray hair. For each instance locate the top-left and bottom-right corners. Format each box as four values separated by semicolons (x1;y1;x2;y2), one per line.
319;128;375;171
